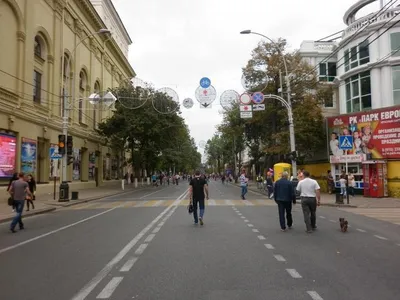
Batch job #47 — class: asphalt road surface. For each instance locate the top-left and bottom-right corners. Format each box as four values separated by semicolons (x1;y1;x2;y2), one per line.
0;179;400;300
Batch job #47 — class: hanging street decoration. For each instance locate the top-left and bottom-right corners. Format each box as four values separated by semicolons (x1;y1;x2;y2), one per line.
195;85;217;108
182;97;194;109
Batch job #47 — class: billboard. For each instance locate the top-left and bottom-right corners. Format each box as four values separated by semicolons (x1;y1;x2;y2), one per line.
327;106;400;162
0;133;17;177
21;138;37;175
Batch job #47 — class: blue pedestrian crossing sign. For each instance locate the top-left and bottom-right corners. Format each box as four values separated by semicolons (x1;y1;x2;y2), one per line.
199;77;211;88
339;135;353;150
49;146;62;159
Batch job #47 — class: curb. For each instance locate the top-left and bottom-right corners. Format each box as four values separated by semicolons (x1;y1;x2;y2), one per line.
45;186;148;208
0;207;57;225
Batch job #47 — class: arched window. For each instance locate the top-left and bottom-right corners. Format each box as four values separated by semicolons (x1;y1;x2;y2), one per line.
78;70;88;124
93;81;100;129
34;36;42;57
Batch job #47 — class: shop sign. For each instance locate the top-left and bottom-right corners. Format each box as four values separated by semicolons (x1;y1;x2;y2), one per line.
329;154;366;164
327;106;400;160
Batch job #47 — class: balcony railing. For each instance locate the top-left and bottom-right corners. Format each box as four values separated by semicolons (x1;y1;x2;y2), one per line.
343;7;400;40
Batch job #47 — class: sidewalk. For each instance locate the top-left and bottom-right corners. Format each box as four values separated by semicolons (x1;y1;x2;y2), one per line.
232;182;400;208
0;182;146;224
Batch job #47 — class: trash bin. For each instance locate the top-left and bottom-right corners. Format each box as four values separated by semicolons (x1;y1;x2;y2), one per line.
59;181;69;202
71;191;79;200
335;188;343;204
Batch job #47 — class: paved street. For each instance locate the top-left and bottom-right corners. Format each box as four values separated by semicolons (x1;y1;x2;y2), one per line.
0;180;399;300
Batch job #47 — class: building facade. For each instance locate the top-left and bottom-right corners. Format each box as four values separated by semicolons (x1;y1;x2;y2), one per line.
0;0;135;191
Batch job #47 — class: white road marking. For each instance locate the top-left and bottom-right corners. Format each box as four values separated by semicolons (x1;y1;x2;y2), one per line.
257;235;266;240
0;206;122;255
135;201;148;207
307;291;324;300
134;244;148;255
252;229;259;232
241;216;245;219
208;199;216;205
396;243;400;246
237;213;242;216
244;220;249;223
319;216;326;219
356;228;366;233
243;200;254;206
96;277;123;299
144;234;155;243
119;257;138;272
140;188;166;199
70;190;188;300
152;227;161;233
247;224;254;227
329;220;337;223
158;222;165;226
374;235;388;240
286;269;302;278
274;255;286;262
225;200;234;205
264;244;274;250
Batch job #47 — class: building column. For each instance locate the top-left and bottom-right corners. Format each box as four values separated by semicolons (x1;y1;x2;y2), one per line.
371;68;382;109
81;147;89;182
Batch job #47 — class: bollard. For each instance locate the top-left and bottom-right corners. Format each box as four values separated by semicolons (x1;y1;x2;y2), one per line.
134;178;138;188
121;179;125;190
147;177;150;185
141;178;144;186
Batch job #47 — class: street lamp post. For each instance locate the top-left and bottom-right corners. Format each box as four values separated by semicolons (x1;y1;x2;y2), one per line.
240;30;297;177
59;29;111;201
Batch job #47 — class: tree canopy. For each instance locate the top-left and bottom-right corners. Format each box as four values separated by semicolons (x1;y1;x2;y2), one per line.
205;39;329;175
97;84;201;176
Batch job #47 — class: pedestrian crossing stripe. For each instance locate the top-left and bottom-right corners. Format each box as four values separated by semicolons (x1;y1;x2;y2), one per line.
67;199;276;210
339;208;400;225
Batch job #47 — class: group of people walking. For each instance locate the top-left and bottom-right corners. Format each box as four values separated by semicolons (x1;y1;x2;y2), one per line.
274;170;321;233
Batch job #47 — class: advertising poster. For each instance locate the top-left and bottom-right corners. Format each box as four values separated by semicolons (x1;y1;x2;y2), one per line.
0;133;17;178
49;144;61;178
327;106;400;163
21;138;37;175
72;148;81;181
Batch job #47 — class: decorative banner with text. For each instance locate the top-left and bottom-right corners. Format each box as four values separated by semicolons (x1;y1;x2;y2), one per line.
327;105;400;160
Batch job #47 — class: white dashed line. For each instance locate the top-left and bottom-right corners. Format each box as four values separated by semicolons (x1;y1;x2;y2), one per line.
244;220;249;223
96;277;123;299
134;244;148;255
307;290;324;300
237;213;242;216
374;235;388;240
252;229;259;232
247;224;254;227
119;257;138;272
241;216;245;219
356;228;366;233
264;244;275;250
144;234;155;243
329;220;337;223
286;269;302;278
319;216;326;219
152;227;161;233
396;244;400;247
257;235;266;240
274;255;286;262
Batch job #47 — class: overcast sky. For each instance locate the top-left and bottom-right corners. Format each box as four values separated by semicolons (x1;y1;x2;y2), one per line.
112;0;378;158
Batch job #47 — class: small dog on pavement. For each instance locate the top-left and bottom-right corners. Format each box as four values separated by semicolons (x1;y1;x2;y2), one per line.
339;218;348;232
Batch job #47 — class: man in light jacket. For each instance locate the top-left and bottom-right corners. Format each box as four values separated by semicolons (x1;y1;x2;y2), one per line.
274;171;296;231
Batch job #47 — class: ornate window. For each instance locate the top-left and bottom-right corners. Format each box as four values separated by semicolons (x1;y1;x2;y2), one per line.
345;71;371;113
34;36;42;57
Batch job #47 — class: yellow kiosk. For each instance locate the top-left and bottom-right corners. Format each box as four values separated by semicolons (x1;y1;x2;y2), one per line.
273;163;291;182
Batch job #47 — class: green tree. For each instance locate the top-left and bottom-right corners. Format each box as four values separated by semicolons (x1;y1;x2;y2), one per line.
97;84;200;176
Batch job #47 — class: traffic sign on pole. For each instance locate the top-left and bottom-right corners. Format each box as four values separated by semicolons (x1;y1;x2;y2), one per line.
200;77;211;88
339;135;353;150
252;92;264;104
240;92;252;105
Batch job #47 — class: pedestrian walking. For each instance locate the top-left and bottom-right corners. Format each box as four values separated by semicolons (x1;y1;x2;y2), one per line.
239;169;248;200
26;174;36;211
296;171;321;233
8;172;32;233
189;170;209;226
273;171;296;231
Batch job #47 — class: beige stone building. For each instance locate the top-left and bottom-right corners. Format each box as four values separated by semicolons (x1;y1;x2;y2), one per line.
0;0;135;191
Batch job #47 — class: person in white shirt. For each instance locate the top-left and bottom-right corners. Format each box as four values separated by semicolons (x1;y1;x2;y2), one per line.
239;169;248;200
296;171;321;233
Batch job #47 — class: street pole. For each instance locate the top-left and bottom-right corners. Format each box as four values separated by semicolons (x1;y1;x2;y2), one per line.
240;30;297;177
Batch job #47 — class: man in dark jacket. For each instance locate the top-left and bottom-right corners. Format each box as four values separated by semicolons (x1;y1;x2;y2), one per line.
274;171;296;231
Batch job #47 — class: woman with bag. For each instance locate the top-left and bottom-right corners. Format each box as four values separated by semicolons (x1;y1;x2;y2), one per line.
26;174;36;211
